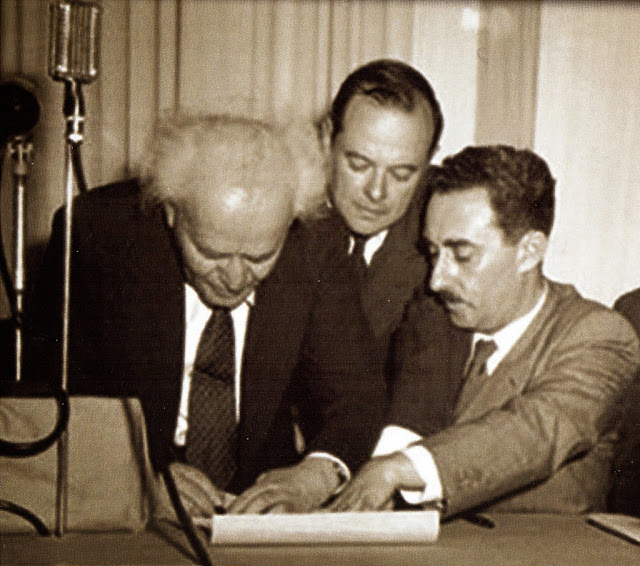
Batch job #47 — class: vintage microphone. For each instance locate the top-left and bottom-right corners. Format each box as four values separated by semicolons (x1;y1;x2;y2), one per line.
46;6;212;560
0;79;40;382
47;0;101;537
0;80;73;537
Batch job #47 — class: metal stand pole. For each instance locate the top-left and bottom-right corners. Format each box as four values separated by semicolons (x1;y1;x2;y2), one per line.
7;137;33;383
55;79;84;537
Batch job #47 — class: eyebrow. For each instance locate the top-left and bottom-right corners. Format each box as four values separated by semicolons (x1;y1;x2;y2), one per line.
241;247;280;262
443;238;475;248
186;229;281;263
195;243;280;263
424;238;475;248
345;150;419;170
345;150;373;163
425;238;476;250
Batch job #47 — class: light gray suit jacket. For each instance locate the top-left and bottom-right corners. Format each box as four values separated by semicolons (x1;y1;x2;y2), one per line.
417;280;640;517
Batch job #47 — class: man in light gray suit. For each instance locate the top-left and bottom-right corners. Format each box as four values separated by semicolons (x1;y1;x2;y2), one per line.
328;145;640;518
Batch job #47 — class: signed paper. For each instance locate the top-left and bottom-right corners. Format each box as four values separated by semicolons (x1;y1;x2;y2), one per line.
194;510;440;545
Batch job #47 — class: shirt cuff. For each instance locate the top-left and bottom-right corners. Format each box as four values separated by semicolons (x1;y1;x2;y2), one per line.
400;445;443;505
373;425;423;456
305;452;350;492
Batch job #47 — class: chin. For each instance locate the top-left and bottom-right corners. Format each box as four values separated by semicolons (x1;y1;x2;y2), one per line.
348;217;386;236
199;288;248;310
447;311;474;330
216;294;249;309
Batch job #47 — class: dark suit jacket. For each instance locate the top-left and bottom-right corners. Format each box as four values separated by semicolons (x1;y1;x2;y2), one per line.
311;194;428;392
610;288;640;516
26;180;385;494
389;280;640;517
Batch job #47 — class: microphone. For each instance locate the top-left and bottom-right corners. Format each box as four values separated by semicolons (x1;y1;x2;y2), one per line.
48;0;101;84
0;80;40;143
46;1;103;539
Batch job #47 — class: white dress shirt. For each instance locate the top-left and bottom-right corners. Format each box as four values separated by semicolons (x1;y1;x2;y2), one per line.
174;284;252;446
374;284;549;504
173;283;350;483
348;230;388;265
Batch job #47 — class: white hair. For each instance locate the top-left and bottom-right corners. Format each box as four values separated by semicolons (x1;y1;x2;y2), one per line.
138;110;329;222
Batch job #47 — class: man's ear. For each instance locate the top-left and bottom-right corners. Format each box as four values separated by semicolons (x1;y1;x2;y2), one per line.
318;114;333;156
163;202;177;228
516;230;547;273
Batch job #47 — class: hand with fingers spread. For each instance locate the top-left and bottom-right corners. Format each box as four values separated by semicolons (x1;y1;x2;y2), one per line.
327;452;423;512
227;457;342;514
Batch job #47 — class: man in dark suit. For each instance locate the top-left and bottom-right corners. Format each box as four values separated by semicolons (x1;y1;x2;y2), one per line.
609;289;640;516
328;145;640;517
316;59;444;388
26;113;385;514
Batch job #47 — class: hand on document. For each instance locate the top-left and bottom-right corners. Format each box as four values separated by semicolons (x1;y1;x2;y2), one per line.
158;462;236;520
227;457;340;514
327;452;416;512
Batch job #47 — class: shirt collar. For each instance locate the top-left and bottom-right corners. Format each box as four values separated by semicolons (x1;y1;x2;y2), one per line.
185;283;255;316
473;282;548;374
348;229;388;265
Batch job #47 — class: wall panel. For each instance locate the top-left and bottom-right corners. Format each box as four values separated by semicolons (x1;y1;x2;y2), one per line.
475;0;540;148
536;1;640;305
411;1;480;160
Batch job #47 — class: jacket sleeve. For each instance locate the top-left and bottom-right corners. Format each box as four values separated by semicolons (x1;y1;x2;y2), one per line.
24;205;67;388
421;308;640;517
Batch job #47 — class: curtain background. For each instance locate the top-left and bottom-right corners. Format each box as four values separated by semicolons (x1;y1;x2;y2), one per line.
1;0;639;319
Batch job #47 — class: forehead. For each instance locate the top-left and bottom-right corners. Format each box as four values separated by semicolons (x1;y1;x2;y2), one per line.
181;184;292;256
337;95;433;159
425;187;502;244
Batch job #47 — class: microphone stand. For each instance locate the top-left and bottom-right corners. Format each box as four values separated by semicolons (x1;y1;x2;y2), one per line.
55;78;85;537
7;134;33;383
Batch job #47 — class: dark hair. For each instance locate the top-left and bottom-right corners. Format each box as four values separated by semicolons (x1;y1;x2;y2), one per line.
428;145;556;243
329;59;443;159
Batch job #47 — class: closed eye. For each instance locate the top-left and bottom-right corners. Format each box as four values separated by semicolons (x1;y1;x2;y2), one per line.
242;248;280;265
346;152;371;172
454;251;473;263
389;166;417;182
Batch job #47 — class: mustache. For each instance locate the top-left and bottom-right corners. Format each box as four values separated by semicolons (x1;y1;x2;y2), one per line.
437;290;465;304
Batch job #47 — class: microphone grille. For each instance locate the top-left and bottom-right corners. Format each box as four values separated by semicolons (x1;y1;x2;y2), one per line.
48;1;101;83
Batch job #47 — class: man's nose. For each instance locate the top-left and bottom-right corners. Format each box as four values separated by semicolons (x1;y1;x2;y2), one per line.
429;255;450;293
364;169;387;202
220;256;249;292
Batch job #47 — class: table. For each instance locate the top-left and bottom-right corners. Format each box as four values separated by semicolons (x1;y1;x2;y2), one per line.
2;513;639;565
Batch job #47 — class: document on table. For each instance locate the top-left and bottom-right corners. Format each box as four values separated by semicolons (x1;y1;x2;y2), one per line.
193;510;440;545
587;513;640;545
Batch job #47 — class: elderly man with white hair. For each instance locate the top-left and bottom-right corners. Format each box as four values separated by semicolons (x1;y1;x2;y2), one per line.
26;112;385;515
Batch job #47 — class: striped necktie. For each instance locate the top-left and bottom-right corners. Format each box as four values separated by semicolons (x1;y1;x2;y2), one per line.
185;306;237;488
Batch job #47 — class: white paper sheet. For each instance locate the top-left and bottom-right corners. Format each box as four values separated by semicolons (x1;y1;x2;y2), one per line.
587;513;640;545
195;510;440;545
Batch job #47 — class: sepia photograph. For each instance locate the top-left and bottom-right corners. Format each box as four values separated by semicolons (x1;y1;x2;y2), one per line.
2;1;640;564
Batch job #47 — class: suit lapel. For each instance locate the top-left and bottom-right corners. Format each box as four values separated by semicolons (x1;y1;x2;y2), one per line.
455;281;559;423
237;229;310;463
361;205;427;340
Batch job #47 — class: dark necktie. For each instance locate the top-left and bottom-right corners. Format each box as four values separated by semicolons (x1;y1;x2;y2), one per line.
456;339;498;415
185;307;237;488
350;234;368;280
